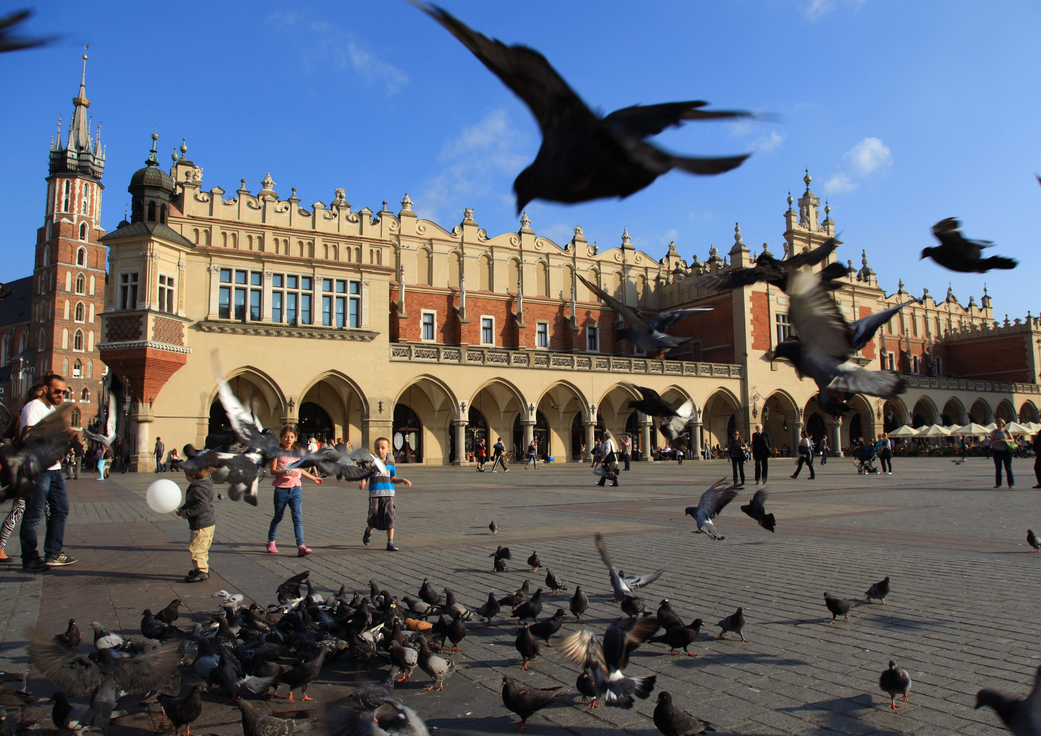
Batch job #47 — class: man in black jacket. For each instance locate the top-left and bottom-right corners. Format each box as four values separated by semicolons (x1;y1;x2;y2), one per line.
752;423;771;485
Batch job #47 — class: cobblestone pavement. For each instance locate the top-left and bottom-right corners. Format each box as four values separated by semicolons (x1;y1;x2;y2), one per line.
2;455;1040;735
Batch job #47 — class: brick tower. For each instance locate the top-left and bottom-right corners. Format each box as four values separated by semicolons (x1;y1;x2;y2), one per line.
30;54;107;428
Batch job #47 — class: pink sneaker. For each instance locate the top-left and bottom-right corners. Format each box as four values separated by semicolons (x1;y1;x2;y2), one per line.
266;542;277;554
298;545;312;557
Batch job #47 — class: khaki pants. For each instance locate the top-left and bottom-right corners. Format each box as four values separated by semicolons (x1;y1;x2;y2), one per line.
189;525;215;573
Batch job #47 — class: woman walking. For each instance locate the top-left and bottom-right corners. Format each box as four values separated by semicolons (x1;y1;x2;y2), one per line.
791;430;816;479
524;439;538;469
267;424;324;556
990;418;1014;489
876;433;893;475
728;430;748;486
475;437;487;472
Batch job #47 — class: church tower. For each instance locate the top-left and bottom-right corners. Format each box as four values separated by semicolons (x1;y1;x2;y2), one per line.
31;54;107;427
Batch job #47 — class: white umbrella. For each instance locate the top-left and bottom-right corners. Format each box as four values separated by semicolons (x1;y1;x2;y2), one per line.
918;424;952;437
1025;422;1041;434
954;422;990;437
1005;421;1031;435
887;425;919;438
983;423;997;432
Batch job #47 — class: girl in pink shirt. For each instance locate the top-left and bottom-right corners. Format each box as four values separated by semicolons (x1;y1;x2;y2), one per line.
267;425;322;556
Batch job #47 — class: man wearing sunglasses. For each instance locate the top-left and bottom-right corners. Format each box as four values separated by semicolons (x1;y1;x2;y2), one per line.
18;373;77;573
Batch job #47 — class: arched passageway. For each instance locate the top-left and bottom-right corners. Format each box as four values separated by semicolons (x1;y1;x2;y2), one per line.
704;389;740;455
911;397;938;428
995;400;1017;424
396;376;458;464
535;381;588;462
1020;402;1039;423
969;398;993;425
942;398;966;427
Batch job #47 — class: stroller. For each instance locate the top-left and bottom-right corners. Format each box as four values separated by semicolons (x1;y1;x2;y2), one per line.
854;444;881;475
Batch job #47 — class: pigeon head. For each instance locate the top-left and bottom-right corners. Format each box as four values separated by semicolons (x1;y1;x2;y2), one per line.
657;691;673;704
888;660;897;669
975;689;1010;711
513;166;538;215
773;339;802;365
920;248;934;260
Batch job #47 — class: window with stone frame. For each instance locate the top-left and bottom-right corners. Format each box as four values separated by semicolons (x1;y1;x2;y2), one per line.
119;272;139;310
270;273;312;325
536;322;548;348
421;311;436;341
158;274;175;314
586;326;599;352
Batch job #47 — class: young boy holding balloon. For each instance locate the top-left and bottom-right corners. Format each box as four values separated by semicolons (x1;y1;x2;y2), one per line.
176;466;216;583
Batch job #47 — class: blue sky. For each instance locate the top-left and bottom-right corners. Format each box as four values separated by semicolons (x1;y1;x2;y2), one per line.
3;1;1039;319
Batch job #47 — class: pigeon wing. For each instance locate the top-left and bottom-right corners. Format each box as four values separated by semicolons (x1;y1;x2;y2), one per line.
826;361;905;399
605;617;660;671
849;301;915;351
748;489;767;516
110;642;182;695
409;2;596;137
28;631;103;694
349;448;389;476
694;478;732;521
577;274;649;330
785;236;839;269
560;630;604;672
647;308;712;333
216;381;262;447
603;101;750;139
660;400;694;442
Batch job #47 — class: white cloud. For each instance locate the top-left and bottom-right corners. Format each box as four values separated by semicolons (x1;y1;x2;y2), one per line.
844;136;892;175
750;130;785;153
803;0;866;20
824;173;857;193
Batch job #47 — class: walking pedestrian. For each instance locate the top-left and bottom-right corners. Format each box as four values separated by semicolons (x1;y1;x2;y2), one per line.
524;439;538;469
18;374;77;572
728;430;748;486
791;430;816;480
0;384;46;562
876;433;893;474
959;437;967;461
489;437;508;472
751;423;771;485
361;437;412;551
820;435;830;465
990;418;1014;488
153;437;165;473
475;437;487;471
177;466;216;583
595;431;619;487
267;424;323;557
71;437;83;480
1032;430;1041;489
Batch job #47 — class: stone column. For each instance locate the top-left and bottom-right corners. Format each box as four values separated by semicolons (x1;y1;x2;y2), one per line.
452;420;467;466
131;404;154;472
363;417;393;453
792;421;804;454
829;417;844;458
690;420;702;460
521;420;535;453
584;421;595;463
640;416;652;461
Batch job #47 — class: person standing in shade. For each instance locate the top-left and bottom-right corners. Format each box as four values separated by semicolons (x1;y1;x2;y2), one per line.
475;437;487;472
728;431;747;486
524;439;538;469
820;435;830;465
751;423;771;485
267;424;323;557
1032;430;1041;489
71;436;83;480
154;437;165;473
791;430;816;480
876;432;893;475
489;437;508;472
990;418;1014;489
19;373;78;572
621;434;632;471
596;431;619;487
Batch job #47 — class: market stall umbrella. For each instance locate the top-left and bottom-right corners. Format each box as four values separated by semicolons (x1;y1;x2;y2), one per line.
887;425;920;438
918;424;952;437
954;422;990;437
1005;421;1031;435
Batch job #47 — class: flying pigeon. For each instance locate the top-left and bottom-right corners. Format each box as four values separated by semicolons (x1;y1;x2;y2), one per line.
773;269;905;417
561;617;660;709
236;699;317;736
579;275;711;354
82;391;118;448
0;9;56;54
288;447;386;481
410;2;752;214
849;301;917;352
864;576;890;605
823;593;852;624
685;479;740;540
323;697;429;736
923;218;1017;273
653;691;714;735
0;404;75;503
618;569;664;591
975;663;1041;736
594;533;640;603
711;236;840;291
879;660;912;709
501;676;564;732
740;489;776;532
622;385;696;444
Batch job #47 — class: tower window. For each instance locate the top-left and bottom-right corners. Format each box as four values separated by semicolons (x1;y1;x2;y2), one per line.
119;272;139;310
71;408;81;427
80;183;89;214
73;329;84;351
77;247;86;265
81;387;89;401
43;246;50;267
158;274;175;314
75;274;85;294
147;202;156;222
586;326;599;352
63;181;70;212
79;223;88;241
74;302;84;322
73;360;82;378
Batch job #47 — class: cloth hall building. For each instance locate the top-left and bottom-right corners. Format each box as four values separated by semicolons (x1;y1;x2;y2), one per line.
4;65;1041;469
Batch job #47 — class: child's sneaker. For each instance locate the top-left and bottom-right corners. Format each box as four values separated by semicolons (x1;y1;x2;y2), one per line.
386;541;399;552
266;542;278;554
298;545;312;557
185;571;209;583
362;529;372;546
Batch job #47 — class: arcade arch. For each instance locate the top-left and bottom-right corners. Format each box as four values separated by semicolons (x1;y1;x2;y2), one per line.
1019;401;1039;423
763;390;799;453
704;389;741;454
995;400;1017;424
941;398;967;427
298;372;368;446
969;398;993;425
534;381;588;462
911;397;938;428
396;376;459;464
206;368;287;440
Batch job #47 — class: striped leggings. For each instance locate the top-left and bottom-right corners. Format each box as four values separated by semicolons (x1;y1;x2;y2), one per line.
0;499;26;551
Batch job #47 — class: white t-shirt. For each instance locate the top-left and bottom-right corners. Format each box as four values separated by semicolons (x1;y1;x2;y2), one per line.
602;438;616;459
20;398;61;471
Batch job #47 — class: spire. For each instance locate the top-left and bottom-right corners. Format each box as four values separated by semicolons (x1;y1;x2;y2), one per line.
146;129;159;166
68;53;92;152
49;51;105;180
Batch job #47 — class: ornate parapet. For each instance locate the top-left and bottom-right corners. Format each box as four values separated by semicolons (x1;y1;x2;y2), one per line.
904;375;1041;395
196;321;379;342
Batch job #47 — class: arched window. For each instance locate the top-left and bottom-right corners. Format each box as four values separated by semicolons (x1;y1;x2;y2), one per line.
63;300;69;320
62;358;69;376
18;332;26;352
87;360;93;378
62;328;68;349
354;246;361;262
231;233;238;249
221;232;227;248
64;272;71;291
36;329;45;350
479;254;492;291
77;247;86;265
257;235;264;252
160;205;167;224
204;231;210;246
89;275;95;295
88;331;93;351
147;201;157;222
75;274;85;294
0;334;7;363
193;229;200;244
70;408;81;428
508;259;521;291
448;252;461;288
75;302;84;322
81;183;89;215
416;249;432;286
132;201;142;223
43;246;50;267
73;359;82;378
81;388;89;401
536;261;549;297
62;181;70;212
80;223;88;240
73;329;83;351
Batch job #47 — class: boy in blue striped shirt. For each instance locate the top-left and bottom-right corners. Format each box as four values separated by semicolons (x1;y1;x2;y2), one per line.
360;437;412;551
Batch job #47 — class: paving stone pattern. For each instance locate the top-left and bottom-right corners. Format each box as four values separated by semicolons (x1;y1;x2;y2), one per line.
1;456;1040;735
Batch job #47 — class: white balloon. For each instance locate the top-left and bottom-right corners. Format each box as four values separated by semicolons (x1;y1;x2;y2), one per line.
146;479;183;514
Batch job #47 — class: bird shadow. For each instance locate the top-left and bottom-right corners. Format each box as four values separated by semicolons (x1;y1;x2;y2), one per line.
759;617;832;626
857;614;953;629
777;694;875;714
670;651;809;669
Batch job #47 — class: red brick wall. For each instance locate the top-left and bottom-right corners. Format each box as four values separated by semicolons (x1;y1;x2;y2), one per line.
750;291;770;351
858;306;877;360
660;294;735;363
945;335;1033;382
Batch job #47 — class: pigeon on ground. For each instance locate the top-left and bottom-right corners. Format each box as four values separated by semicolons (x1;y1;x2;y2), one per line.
650;619;702;656
1028;530;1041;553
494;557;508;573
159;685;203;736
489;521;498;535
280;645;331;702
824;594;852;624
389;641;419;683
528;609;566;647
0;403;74;503
415;637;459;691
740;489;776;532
475;592;501;625
401;597;434;619
418;579;444;608
410;2;752;215
155;600;183;625
277;571;312;607
577;670;597;708
879;660;912;709
501;676;565;732
513;589;543;623
712;236;844;290
499;580;530;609
50;689;127;732
346;672;397;713
653;691;714;736
865;576;890;605
579;276;711;354
526;552;541;573
773;269;906;416
561;617;660;709
655;600;684;631
716;608;748;642
324;697;428;736
923;218;1017;273
514;625;540;670
446;615;467;653
236;699;318;736
443;588;474;622
89;622;125;653
213;590;246;610
142;609;183;641
0;9;55;54
620;595;647;618
490;546;512;568
685;479;740;540
570;586;589;623
55;619;80;648
975;663;1041;736
545;569;567;596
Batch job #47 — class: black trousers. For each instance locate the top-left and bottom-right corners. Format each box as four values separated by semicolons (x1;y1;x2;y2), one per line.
1034;455;1041;486
993;451;1013;487
879;453;892;473
731;458;745;485
792;455;815;479
754;455;768;483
